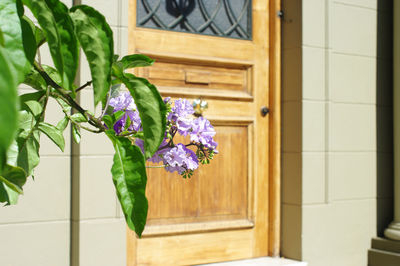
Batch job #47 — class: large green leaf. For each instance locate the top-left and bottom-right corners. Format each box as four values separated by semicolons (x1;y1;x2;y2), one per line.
118;54;154;70
107;132;148;237
22;0;66;86
0;47;18;170
0;0;31;83
115;73;166;158
70;5;113;107
38;122;65;152
44;0;78;91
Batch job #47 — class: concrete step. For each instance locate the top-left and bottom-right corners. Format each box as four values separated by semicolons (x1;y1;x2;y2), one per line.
372;237;400;254
368;248;400;266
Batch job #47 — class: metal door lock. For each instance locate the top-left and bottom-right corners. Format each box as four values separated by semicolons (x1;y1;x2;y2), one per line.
261;106;269;117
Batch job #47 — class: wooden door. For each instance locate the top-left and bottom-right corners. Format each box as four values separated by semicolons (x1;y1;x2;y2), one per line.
127;0;281;265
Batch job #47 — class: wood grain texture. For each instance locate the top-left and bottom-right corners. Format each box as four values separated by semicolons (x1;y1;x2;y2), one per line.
146;124;250;224
268;0;282;257
137;230;253;266
127;0;281;264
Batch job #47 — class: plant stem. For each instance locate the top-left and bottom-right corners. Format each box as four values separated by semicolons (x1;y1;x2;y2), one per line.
75;80;92;92
52;94;103;134
146;165;166;168
33;61;106;131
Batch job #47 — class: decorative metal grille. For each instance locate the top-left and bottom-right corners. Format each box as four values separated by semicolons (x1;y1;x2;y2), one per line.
137;0;252;40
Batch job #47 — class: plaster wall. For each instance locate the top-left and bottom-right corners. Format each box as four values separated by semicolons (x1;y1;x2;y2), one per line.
281;0;388;265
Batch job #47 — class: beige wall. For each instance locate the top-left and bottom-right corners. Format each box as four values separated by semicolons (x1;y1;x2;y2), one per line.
0;1;129;265
0;1;73;265
282;0;382;265
71;0;129;265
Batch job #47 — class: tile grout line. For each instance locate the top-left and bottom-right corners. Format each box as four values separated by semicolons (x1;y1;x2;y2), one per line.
324;0;331;204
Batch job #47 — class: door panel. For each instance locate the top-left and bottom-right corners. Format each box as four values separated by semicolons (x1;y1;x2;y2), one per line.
146;123;251;225
127;0;280;264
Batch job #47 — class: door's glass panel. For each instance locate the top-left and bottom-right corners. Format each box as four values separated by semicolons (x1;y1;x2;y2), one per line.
137;0;252;40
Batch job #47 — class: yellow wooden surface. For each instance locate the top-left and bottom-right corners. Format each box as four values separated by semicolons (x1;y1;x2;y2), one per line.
127;0;281;264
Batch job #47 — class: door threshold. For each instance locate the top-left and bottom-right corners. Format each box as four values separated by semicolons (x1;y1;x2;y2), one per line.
198;257;307;266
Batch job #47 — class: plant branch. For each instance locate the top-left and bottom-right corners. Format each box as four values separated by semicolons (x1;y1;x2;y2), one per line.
75;80;92;92
33;61;106;131
100;89;112;119
52;94;103;134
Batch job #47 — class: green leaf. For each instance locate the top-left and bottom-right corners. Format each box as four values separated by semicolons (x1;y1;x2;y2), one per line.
102;115;113;129
6;140;18;166
22;0;67;87
0;181;19;205
71;124;80;144
113;111;125;124
18;110;35;135
116;73;166;158
0;0;31;82
20;91;46;104
55;97;71;112
38;122;65;152
23;69;47;90
70;113;88;123
0;182;10;204
44;0;78;91
70;5;114;107
119;54;154;70
0;47;18;170
0;28;4;46
107;132;148;237
34;26;46;47
56;116;69;132
22;100;43;117
42;65;62;85
0;165;27;194
20;15;37;65
16;131;40;177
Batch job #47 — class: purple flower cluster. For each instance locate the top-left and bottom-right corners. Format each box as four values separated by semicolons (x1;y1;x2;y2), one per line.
108;92;141;134
109;93;217;177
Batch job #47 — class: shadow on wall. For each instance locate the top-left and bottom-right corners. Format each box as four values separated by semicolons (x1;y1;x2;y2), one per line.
376;0;394;237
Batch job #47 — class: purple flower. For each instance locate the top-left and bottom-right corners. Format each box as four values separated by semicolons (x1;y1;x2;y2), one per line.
109;92;141;134
163;97;171;104
163;144;198;174
135;138;169;163
109;92;135;111
167;99;194;122
189;117;218;150
176;116;193;136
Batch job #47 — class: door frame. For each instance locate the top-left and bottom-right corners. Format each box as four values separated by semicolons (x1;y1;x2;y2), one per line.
126;0;282;261
268;0;281;257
